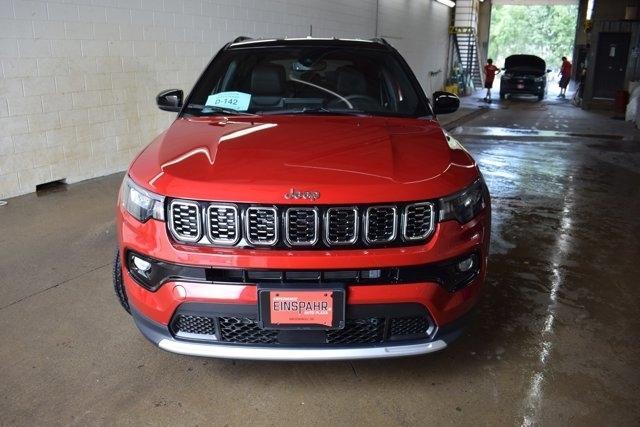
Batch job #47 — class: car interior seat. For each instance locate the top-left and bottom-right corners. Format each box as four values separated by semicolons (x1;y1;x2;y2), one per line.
249;63;287;110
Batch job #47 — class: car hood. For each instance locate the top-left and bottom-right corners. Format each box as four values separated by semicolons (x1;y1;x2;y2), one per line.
129;115;478;204
504;54;546;74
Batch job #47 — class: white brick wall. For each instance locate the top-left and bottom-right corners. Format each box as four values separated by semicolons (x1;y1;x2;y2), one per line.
0;0;450;199
379;0;451;95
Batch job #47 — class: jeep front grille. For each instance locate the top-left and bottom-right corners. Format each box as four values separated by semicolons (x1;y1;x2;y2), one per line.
245;207;278;245
325;207;358;245
285;208;319;245
364;206;397;243
403;203;435;240
207;204;239;245
168;200;202;242
167;201;435;248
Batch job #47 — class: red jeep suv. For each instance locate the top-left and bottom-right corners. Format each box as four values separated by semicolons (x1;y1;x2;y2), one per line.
114;37;490;360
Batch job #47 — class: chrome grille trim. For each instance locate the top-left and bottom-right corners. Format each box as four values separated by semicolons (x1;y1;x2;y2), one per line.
245;207;278;246
168;200;202;243
364;206;398;244
324;207;359;245
402;202;435;241
284;207;319;246
167;199;437;247
206;203;240;245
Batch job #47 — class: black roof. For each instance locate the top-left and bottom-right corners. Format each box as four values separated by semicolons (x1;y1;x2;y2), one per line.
226;37;393;51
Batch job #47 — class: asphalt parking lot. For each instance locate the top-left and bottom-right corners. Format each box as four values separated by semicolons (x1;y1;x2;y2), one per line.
1;96;639;425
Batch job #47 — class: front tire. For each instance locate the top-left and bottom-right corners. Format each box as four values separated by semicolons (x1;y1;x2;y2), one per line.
538;92;544;101
113;250;131;314
500;92;506;100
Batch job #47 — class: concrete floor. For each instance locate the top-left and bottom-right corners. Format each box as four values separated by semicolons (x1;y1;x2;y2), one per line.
1;96;639;426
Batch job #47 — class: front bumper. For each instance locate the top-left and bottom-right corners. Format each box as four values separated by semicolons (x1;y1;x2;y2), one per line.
131;305;470;360
117;204;489;360
501;80;544;94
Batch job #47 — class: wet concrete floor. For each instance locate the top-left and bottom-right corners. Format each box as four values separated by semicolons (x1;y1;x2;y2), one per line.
1;96;639;425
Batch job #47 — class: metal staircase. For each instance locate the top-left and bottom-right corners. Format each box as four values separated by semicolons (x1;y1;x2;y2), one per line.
450;0;484;91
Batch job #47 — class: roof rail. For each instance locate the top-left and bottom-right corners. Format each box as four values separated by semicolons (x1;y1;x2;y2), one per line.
232;36;253;44
370;38;391;47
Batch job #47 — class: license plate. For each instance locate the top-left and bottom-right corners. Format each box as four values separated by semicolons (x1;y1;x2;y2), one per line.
258;287;345;330
517;84;525;89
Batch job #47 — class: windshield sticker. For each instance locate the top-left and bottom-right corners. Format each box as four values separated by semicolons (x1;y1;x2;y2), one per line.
205;92;251;111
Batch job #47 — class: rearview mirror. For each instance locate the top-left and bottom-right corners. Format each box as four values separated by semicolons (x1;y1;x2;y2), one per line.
156;89;183;112
432;91;460;115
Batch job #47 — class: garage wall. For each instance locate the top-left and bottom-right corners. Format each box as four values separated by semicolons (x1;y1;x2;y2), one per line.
0;0;450;199
378;0;452;96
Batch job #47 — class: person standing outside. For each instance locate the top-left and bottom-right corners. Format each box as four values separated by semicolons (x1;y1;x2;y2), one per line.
484;59;500;103
558;56;572;98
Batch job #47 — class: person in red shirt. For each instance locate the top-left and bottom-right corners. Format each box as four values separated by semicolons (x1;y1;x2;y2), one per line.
559;56;572;98
484;59;500;103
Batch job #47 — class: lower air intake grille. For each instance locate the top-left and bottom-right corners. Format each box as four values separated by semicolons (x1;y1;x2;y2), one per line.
326;318;385;344
173;315;215;336
171;312;433;346
390;316;431;337
246;207;278;245
219;316;278;344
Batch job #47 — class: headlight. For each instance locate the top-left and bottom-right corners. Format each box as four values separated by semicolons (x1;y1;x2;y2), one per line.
502;74;512;80
438;178;487;224
121;176;165;222
534;76;544;82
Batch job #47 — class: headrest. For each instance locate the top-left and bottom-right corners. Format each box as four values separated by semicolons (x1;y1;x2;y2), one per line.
251;64;286;96
336;66;367;95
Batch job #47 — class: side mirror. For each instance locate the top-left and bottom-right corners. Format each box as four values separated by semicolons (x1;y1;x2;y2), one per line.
546;69;552;73
156;89;183;112
432;91;460;115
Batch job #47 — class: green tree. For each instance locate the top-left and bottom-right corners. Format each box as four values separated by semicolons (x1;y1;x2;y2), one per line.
488;5;578;71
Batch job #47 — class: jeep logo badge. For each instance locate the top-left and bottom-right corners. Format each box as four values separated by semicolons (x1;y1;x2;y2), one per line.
284;188;320;201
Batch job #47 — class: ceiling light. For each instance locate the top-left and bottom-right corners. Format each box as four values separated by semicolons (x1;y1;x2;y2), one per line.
435;0;456;7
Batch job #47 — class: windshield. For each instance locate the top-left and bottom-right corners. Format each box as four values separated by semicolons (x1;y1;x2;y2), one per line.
184;45;430;117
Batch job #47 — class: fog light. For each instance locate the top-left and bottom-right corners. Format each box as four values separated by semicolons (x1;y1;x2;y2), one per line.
133;256;151;272
457;256;475;272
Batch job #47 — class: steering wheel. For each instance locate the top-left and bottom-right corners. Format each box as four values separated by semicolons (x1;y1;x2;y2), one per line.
329;94;380;110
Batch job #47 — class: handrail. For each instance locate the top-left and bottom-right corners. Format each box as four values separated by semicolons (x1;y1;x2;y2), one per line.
475;36;485;86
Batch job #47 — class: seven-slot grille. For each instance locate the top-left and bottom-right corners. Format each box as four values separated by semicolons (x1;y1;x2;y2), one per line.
285;208;319;245
207;204;239;245
167;201;435;248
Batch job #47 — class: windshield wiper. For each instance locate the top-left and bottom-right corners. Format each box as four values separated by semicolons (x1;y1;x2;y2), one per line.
186;104;257;116
259;107;367;116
